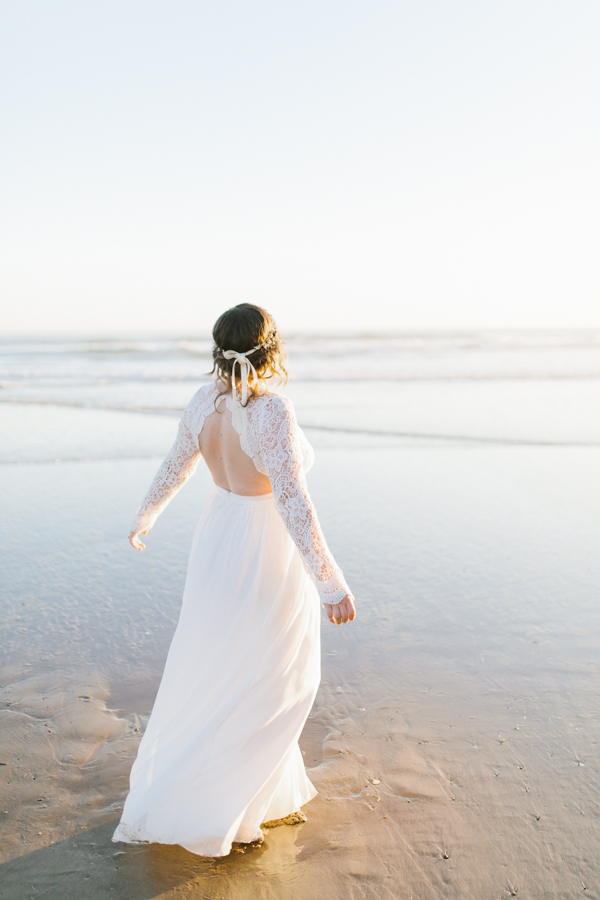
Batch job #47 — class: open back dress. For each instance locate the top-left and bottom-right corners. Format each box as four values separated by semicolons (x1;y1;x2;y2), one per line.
112;382;352;857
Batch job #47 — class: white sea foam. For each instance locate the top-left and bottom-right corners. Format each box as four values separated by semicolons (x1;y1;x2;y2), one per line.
3;331;600;462
2;331;600;397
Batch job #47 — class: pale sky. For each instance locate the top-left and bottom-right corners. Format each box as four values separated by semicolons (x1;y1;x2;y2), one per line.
1;0;599;335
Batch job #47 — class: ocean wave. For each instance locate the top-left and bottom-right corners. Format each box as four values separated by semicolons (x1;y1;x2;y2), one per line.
3;331;600;389
3;330;600;353
3;370;600;389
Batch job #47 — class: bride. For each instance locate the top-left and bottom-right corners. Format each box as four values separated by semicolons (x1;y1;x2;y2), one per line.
112;303;356;857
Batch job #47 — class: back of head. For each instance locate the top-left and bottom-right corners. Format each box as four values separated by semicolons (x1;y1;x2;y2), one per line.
211;303;287;397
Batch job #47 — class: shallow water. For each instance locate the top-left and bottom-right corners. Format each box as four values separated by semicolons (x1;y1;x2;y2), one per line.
2;335;600;898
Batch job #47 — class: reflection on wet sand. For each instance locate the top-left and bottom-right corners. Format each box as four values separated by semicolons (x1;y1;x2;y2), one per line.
3;666;598;899
2;401;600;898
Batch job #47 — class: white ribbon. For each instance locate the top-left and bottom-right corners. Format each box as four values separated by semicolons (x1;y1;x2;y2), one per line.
222;345;262;437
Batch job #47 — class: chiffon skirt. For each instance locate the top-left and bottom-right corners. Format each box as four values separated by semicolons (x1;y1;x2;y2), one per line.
112;486;321;857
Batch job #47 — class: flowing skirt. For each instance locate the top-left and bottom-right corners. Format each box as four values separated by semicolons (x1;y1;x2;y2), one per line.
112;487;321;857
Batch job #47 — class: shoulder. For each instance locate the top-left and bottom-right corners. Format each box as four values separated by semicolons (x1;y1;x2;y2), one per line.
185;382;217;409
251;391;314;469
252;391;296;423
183;382;218;428
255;390;295;414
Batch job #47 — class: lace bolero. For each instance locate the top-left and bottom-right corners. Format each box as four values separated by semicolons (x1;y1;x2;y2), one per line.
131;383;352;605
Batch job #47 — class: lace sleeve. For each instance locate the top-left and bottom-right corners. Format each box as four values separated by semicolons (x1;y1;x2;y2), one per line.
131;406;201;535
256;396;352;605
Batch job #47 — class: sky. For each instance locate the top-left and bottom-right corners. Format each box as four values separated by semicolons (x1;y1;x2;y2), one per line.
1;0;599;335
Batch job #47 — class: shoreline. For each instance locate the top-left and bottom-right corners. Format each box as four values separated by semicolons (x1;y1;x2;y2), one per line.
1;403;600;897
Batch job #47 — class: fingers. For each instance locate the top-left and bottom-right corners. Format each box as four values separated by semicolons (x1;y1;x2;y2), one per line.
323;603;342;624
129;533;145;551
323;598;357;625
335;596;356;624
334;604;346;625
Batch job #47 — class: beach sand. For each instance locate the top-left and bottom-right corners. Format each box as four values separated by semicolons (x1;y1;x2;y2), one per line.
1;392;600;899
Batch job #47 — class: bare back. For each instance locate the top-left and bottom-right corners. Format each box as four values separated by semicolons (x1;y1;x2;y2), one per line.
199;398;272;496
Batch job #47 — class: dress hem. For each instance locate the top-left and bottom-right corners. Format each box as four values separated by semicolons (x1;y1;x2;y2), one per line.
111;787;317;858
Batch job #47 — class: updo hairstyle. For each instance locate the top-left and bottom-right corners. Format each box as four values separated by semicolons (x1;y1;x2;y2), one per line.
210;303;288;404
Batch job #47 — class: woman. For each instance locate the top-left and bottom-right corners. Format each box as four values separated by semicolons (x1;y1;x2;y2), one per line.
112;303;356;857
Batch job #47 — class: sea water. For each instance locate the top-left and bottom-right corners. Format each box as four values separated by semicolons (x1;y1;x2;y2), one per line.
1;332;600;898
3;330;600;465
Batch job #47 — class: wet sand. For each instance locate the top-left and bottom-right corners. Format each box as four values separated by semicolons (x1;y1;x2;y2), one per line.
1;402;600;898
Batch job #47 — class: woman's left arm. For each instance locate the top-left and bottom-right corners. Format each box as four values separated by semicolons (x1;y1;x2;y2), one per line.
129;409;201;548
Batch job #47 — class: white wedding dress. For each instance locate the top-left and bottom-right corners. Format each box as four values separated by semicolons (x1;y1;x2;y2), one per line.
112;382;351;857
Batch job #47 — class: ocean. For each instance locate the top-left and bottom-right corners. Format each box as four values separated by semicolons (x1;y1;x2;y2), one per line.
3;330;600;467
1;329;600;898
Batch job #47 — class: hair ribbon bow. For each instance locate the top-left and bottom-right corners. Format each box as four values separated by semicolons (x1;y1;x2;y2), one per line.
221;345;262;437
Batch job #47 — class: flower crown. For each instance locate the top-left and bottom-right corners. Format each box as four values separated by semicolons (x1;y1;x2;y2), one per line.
214;330;278;357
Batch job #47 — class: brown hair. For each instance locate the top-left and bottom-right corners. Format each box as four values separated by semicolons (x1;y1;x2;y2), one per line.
210;303;288;404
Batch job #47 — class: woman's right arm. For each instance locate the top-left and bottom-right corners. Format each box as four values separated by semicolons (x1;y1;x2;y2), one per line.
256;396;356;623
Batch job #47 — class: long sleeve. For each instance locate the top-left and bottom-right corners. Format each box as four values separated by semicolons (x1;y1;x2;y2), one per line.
131;408;201;535
256;396;352;605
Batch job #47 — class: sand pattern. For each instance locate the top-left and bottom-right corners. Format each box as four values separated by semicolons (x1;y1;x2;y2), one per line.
2;336;600;897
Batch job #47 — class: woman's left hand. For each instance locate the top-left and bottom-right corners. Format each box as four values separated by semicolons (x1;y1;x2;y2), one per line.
129;530;147;551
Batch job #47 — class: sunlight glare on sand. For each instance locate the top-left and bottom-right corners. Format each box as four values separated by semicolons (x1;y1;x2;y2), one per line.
1;334;600;898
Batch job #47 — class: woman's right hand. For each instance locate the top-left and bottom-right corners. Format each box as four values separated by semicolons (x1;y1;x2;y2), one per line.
129;530;147;551
323;594;356;625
